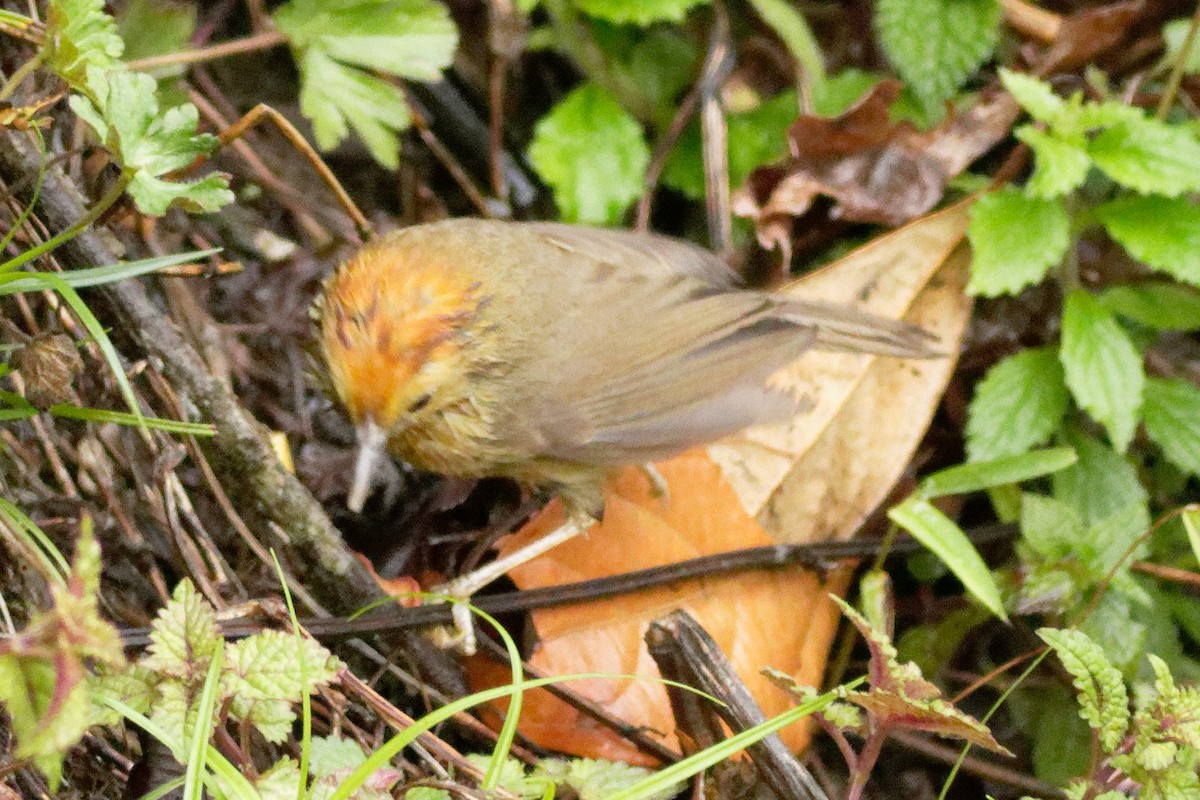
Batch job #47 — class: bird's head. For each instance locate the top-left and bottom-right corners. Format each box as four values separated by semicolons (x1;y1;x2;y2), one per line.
318;238;481;510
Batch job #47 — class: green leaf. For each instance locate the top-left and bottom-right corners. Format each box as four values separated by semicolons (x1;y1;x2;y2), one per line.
1081;503;1148;580
225;630;342;743
274;0;457;81
998;68;1065;124
117;0;196;66
967;188;1069;296
273;0;456;167
888;497;1007;620
1038;627;1129;751
810;69;884;117
593;23;698;120
1144;377;1200;477
142;580;222;679
1020;493;1084;562
664;90;798;200
534;758;676;800
1099;283;1200;330
68;68;232;214
573;0;709;25
966;347;1070;461
1016;125;1090;198
1163;18;1200;75
1030;688;1096;785
528;83;650;224
1060;290;1145;451
44;0;124;90
1089;117;1200;197
0;249;219;291
875;0;1001;113
1183;509;1200;572
1052;428;1148;527
919;447;1077;498
295;48;411;169
1095;196;1200;287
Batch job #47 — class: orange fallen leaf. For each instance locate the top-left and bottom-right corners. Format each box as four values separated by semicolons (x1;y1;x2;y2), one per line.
470;203;974;762
469;453;852;763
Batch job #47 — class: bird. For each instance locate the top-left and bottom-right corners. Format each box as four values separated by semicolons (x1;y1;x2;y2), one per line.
316;218;937;628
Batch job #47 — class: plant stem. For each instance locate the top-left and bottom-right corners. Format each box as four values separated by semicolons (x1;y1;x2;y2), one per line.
0;170;130;274
1157;2;1200;119
126;29;288;72
0;53;42;102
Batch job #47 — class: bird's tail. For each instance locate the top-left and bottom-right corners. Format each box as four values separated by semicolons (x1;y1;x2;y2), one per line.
779;299;942;358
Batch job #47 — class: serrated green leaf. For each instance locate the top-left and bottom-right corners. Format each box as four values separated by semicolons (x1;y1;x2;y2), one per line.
919;447;1077;498
274;0;455;167
664;90;797;200
967;188;1069;296
528;83;650;224
1052;428;1148;527
1060;290;1144;451
309;736;367;777
44;0;124;90
998;68;1065;124
253;757;304;800
225;629;342;743
1095;196;1200;287
1020;492;1085;562
573;0;709;25
1143;377;1200;478
876;0;1001;113
1016;125;1090;198
534;757;674;800
1078;586;1150;677
1083;502;1149;579
274;0;457;81
295;49;410;169
1099;283;1200;330
69;68;232;214
1038;627;1129;751
143;579;222;679
966;347;1070;461
888;497;1007;620
1089;117;1200;197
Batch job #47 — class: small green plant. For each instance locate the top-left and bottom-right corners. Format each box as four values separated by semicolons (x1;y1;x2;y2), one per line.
769;591;1011;800
1033;627;1200;799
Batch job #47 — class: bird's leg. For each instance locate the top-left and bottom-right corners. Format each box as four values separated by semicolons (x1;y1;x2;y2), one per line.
639;462;671;504
434;512;596;653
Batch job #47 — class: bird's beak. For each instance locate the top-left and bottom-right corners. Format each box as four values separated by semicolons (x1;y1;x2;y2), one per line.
347;416;388;513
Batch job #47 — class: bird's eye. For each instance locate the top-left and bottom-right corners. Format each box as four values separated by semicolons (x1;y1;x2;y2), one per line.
409;393;432;413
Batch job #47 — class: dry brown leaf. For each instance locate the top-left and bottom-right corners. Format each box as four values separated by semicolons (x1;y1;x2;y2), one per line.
468;453;852;762
710;201;972;540
735;84;1014;252
470;205;973;762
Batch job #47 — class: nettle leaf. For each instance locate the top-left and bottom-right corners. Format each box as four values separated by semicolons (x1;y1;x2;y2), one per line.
1095;196;1200;288
296;48;411;169
1053;428;1148;527
876;0;1001;113
1144;377;1200;478
68;68;232;214
275;0;456;81
1060;290;1144;452
967;188;1069;297
142;579;222;679
998;68;1064;124
1021;492;1085;563
225;629;342;743
664;90;798;200
1100;283;1200;331
528;83;650;224
573;0;709;25
1016;125;1090;199
274;0;457;167
966;347;1070;461
1089;116;1200;197
44;0;124;90
534;757;680;800
1038;628;1130;752
0;522;125;790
